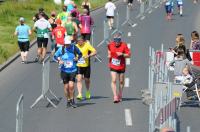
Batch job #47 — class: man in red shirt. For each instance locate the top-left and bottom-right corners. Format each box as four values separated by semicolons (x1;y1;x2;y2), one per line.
52;19;67;52
107;33;131;103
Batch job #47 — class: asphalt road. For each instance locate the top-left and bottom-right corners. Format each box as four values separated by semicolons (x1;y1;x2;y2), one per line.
0;0;200;132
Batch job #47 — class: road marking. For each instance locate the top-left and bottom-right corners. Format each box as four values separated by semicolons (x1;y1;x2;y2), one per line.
132;23;137;28
127;43;131;49
126;58;130;65
128;32;131;37
125;78;130;87
125;109;133;126
141;16;145;20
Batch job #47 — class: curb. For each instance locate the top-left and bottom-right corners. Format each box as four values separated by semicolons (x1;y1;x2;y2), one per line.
0;39;37;72
0;0;120;72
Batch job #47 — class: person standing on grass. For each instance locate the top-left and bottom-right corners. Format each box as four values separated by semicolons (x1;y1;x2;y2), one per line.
79;9;94;41
15;17;32;64
107;32;131;103
105;0;116;30
33;13;52;63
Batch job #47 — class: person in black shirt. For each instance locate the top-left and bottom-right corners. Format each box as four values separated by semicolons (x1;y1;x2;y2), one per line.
33;8;49;22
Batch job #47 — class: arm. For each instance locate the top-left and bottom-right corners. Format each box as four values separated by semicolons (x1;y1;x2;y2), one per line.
14;27;18;36
73;22;78;33
84;44;97;59
74;45;82;60
108;45;111;58
123;44;131;58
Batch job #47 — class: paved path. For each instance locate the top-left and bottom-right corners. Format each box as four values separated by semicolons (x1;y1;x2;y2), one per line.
0;0;200;132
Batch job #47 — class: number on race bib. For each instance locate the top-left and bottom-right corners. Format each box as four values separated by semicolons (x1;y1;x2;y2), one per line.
78;58;86;64
111;58;121;66
64;61;73;68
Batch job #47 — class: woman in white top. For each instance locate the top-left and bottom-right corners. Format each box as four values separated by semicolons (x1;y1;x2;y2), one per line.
105;0;116;30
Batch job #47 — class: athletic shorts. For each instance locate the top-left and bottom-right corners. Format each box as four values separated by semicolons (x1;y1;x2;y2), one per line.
107;16;114;19
18;41;30;52
81;33;91;41
110;68;125;74
60;71;77;84
37;37;48;48
165;5;172;14
128;0;133;3
177;2;183;7
77;66;91;78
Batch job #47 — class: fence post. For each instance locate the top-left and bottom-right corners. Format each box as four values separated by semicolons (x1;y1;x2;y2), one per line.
146;0;153;14
97;20;110;47
136;1;145;20
187;126;191;132
16;94;23;132
112;12;121;35
122;6;137;27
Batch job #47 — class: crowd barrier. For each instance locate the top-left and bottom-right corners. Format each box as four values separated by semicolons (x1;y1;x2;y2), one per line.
122;6;137;27
30;56;59;108
97;20;110;47
16;94;23;132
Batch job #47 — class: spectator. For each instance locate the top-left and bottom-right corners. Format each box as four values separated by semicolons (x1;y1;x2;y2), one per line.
174;67;193;84
190;31;200;50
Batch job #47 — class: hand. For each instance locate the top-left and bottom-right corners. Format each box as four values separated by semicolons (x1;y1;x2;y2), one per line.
116;52;123;57
74;57;79;61
58;60;64;65
83;55;89;59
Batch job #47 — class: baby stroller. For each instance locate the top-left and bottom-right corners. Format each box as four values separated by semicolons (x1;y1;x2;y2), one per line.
179;64;200;107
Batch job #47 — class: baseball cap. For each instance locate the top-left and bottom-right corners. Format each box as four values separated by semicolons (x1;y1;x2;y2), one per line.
64;37;71;45
19;17;25;22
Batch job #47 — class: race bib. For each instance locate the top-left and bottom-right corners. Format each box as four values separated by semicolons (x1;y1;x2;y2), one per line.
111;58;120;66
78;58;86;64
178;1;183;4
44;33;49;38
64;61;73;68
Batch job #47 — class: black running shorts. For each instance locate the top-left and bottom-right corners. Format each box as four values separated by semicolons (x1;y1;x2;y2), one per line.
37;37;48;48
110;68;125;74
77;66;91;78
81;33;91;41
61;71;77;84
18;41;30;52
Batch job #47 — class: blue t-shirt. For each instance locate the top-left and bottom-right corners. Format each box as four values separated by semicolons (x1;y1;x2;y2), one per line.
67;4;74;12
54;45;82;73
15;24;30;42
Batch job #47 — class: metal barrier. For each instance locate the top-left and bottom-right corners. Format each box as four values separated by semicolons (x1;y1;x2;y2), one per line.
91;27;102;62
112;12;121;35
122;6;137;27
146;0;153;14
136;2;146;20
30;56;59;108
97;20;110;47
16;94;23;132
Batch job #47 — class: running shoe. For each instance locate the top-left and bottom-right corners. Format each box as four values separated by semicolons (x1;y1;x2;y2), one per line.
70;99;77;108
85;91;91;100
21;61;25;64
113;96;120;103
76;94;83;101
66;100;71;108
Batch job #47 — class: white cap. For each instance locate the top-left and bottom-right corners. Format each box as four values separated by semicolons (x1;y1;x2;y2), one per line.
64;37;71;44
19;17;25;22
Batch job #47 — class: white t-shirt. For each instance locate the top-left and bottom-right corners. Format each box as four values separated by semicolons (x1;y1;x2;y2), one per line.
64;0;71;5
105;2;116;17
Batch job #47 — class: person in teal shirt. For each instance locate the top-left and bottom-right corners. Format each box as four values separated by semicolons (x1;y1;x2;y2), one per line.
15;17;32;64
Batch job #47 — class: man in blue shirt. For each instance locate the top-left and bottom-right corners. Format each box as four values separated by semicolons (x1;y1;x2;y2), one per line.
54;38;82;108
15;17;32;64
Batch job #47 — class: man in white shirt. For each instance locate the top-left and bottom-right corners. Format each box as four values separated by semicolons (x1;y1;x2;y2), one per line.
105;0;116;30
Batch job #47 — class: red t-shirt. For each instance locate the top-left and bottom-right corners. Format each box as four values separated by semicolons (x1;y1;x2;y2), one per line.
52;26;66;45
108;41;131;71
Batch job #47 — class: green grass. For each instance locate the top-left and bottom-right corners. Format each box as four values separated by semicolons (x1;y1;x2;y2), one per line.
0;0;111;64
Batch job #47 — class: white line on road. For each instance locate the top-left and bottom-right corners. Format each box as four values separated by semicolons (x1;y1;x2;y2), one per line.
125;109;133;126
126;58;130;65
127;43;131;49
125;78;130;87
128;32;131;37
141;16;145;20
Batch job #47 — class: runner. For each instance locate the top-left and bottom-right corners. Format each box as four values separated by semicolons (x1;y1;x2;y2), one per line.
63;15;78;43
33;13;52;63
57;6;69;25
193;0;198;4
33;8;49;22
128;0;133;7
107;33;131;103
105;0;116;30
48;11;57;55
64;0;76;12
79;9;94;41
14;17;32;64
76;38;97;100
81;0;91;15
52;19;67;52
176;0;183;16
54;38;82;108
165;0;173;20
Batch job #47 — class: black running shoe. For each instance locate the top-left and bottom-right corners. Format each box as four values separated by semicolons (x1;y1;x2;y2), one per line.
70;99;77;108
66;101;71;108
